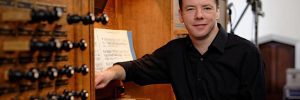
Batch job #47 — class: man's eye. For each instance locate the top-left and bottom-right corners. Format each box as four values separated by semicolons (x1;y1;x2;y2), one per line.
186;7;195;11
204;7;212;10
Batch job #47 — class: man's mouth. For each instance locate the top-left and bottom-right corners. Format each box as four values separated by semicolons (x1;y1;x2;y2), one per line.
193;24;207;28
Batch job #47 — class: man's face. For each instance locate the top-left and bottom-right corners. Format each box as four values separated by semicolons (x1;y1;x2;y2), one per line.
179;0;220;39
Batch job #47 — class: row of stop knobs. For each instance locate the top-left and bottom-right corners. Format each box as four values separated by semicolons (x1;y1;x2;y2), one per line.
30;89;89;100
30;7;109;25
8;64;89;82
67;13;109;25
30;38;88;51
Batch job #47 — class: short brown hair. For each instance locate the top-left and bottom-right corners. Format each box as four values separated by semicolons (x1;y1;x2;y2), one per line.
179;0;219;9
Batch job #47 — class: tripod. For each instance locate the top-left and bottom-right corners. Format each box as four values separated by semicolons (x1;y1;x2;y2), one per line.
228;0;264;46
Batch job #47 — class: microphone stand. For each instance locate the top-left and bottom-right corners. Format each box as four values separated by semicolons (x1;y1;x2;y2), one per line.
233;0;252;32
228;4;234;34
253;0;259;46
232;0;263;47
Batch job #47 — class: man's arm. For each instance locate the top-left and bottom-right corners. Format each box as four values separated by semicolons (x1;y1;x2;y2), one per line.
95;64;125;89
95;40;177;88
238;50;266;100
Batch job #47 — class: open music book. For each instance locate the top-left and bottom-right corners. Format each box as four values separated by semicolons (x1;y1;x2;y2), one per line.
94;28;136;72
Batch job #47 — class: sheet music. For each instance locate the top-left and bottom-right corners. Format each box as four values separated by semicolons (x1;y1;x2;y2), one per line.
94;28;136;72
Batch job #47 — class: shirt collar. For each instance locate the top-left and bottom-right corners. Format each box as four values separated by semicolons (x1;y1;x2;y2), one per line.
185;23;228;53
210;23;228;53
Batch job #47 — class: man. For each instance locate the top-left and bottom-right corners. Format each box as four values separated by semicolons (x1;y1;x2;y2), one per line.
95;0;266;99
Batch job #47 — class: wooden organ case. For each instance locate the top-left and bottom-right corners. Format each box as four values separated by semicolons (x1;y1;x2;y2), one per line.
0;0;106;99
0;0;227;99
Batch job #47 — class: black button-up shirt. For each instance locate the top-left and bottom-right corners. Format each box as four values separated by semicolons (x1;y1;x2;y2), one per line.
117;24;265;100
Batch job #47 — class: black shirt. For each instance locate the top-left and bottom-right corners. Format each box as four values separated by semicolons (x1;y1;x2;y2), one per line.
117;24;265;100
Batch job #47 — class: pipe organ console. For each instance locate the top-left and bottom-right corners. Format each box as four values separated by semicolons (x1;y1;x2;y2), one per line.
0;0;108;99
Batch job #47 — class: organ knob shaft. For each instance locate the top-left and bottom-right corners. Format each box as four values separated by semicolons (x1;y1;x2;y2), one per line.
82;13;95;25
67;14;82;24
61;40;73;51
60;65;75;78
25;68;40;82
95;13;109;25
75;64;89;75
73;39;88;51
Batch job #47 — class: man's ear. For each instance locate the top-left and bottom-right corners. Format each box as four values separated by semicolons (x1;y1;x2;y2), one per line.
179;9;184;23
216;8;220;20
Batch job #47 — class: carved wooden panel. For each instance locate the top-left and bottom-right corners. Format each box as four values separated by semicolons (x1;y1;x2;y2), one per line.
259;41;295;100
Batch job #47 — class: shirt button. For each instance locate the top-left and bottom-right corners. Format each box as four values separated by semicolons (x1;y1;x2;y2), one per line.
197;78;202;81
200;58;204;61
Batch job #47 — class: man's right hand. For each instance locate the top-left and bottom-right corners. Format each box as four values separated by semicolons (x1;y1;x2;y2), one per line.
95;64;126;89
95;70;115;89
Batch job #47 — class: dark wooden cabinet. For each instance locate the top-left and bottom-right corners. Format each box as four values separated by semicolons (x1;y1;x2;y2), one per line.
259;41;295;100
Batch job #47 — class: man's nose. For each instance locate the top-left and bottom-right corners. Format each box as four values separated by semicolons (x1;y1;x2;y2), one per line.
195;9;204;19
